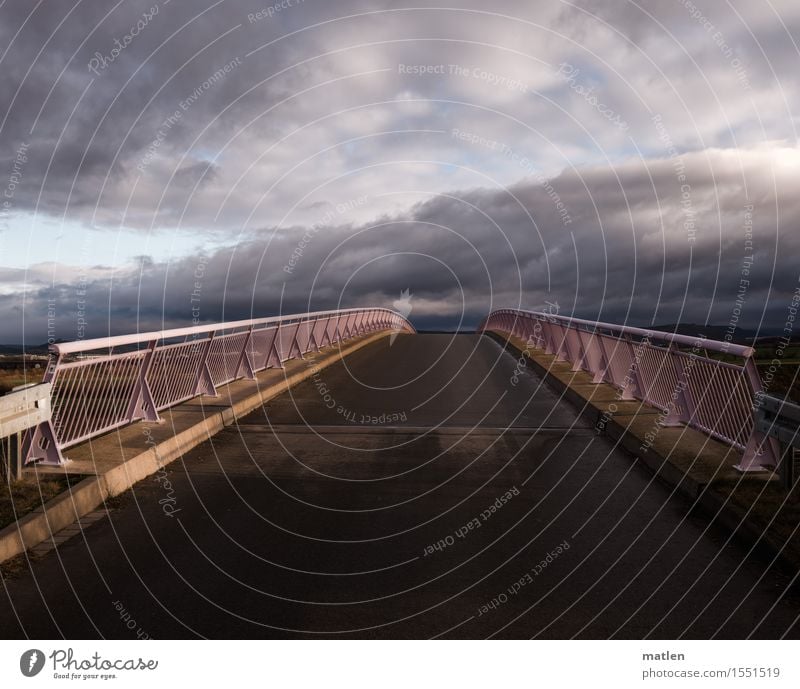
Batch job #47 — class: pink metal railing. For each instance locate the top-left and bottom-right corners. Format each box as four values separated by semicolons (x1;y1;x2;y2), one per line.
25;308;414;465
480;309;779;472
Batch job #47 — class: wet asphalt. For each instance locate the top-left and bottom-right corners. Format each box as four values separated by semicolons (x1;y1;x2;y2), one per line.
1;334;798;639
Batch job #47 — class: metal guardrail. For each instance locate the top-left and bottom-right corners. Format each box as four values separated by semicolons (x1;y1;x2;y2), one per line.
754;393;800;489
26;308;415;466
480;309;780;472
1;383;54;480
755;393;800;448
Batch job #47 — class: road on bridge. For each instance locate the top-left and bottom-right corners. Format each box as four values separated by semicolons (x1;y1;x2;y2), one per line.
2;334;798;638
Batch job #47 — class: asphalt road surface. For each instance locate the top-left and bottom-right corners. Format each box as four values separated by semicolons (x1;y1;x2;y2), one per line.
2;334;799;639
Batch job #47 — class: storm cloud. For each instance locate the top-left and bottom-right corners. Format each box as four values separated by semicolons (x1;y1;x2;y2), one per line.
0;0;798;342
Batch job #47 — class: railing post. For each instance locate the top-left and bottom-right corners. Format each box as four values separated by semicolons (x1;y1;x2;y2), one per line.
14;383;66;467
235;326;256;380
736;358;780;472
575;328;601;380
21;420;64;467
126;339;162;423
511;313;522;339
592;332;612;384
287;320;305;359
565;325;584;372
318;316;333;348
541;319;556;355
306;317;321;352
531;317;545;350
353;311;365;336
333;314;345;343
255;325;282;369
553;323;569;362
194;331;219;397
619;335;642;400
43;350;61;385
520;316;530;341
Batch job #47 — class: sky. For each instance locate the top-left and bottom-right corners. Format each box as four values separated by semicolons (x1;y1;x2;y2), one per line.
0;0;798;342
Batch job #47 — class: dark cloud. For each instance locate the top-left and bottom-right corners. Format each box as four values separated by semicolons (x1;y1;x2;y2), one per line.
6;145;799;342
0;0;798;342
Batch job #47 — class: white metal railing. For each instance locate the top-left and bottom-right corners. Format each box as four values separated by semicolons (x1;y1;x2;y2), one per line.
480;309;779;472
25;308;414;466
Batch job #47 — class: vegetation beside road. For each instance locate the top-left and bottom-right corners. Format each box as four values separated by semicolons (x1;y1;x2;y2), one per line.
753;343;800;404
0;476;74;530
0;367;43;395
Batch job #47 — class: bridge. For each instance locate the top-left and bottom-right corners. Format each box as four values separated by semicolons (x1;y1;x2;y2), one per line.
1;307;798;639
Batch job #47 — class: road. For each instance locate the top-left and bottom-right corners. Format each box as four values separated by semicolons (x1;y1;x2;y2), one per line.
1;333;798;638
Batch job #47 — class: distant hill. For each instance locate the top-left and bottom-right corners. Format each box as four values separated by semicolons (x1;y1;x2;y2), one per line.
650;323;758;344
650;324;796;345
0;343;54;356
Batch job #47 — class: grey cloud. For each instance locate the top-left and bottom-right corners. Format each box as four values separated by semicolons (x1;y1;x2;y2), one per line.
0;0;798;342
5;145;799;342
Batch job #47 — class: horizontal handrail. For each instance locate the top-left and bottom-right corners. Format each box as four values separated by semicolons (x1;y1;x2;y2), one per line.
28;308;414;465
480;308;778;472
51;307;401;355
483;309;754;358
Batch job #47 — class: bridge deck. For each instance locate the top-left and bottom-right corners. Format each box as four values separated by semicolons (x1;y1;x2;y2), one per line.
1;334;798;638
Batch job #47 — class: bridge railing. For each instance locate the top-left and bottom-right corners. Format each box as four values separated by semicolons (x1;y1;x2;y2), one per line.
25;308;414;466
480;309;779;472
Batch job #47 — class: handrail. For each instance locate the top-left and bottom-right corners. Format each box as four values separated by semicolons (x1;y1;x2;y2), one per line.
51;307;402;355
28;307;414;465
522;310;755;358
480;308;778;472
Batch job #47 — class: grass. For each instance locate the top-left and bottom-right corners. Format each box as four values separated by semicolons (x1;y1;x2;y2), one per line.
0;475;87;581
670;342;800;404
713;474;800;571
0;550;33;579
752;343;800;404
0;476;75;530
0;369;41;395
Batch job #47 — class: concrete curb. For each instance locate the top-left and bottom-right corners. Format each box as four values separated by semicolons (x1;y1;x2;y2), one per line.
0;331;392;564
485;330;799;573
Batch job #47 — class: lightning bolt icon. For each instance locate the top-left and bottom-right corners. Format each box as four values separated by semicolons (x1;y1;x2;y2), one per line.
28;651;39;672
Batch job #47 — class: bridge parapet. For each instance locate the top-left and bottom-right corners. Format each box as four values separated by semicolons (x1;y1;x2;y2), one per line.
480;308;779;472
24;308;414;466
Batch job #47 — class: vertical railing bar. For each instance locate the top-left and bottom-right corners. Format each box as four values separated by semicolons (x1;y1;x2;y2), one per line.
61;365;89;445
55;368;75;440
150;350;168;409
91;356;121;436
89;356;119;438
